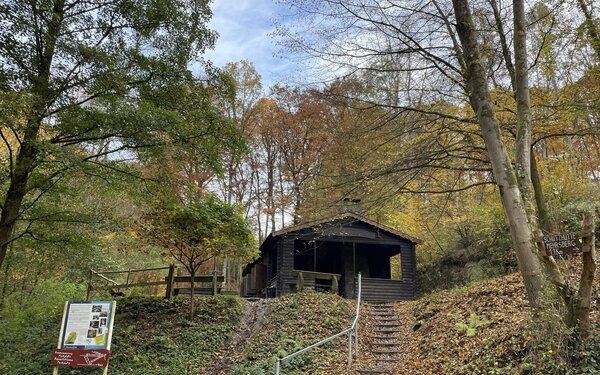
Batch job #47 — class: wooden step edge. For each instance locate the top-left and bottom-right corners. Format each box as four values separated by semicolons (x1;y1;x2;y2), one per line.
356;369;392;374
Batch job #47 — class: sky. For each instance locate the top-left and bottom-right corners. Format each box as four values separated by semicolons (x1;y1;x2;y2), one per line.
200;0;298;89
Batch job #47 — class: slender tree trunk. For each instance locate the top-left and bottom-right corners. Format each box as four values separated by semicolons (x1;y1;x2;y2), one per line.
190;268;195;320
452;0;547;310
531;152;551;232
490;0;516;90
0;245;12;310
513;0;534;218
576;211;596;338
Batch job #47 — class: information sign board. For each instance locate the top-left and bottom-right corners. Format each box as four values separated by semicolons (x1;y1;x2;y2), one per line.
52;300;116;374
61;301;114;349
543;232;580;257
51;348;110;367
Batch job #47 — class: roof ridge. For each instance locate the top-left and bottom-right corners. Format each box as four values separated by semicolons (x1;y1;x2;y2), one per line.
269;212;421;244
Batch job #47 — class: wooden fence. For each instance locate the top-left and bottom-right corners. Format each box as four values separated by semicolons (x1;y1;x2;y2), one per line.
86;265;227;300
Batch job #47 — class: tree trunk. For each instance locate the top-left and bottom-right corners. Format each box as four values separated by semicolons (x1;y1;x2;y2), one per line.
0;245;13;310
0;0;65;270
0;137;37;268
452;0;547;310
513;0;534;218
531;152;551;232
190;269;195;320
576;211;596;339
490;0;516;90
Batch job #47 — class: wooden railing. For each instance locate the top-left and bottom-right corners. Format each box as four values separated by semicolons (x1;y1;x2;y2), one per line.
86;265;175;300
87;265;227;300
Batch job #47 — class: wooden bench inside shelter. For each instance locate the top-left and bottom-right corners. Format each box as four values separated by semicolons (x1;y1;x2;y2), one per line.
291;270;341;293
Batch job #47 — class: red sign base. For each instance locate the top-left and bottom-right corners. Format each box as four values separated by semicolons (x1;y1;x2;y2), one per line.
51;348;110;367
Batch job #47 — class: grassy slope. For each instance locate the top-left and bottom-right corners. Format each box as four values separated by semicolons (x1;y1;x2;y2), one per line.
231;292;356;375
1;295;243;375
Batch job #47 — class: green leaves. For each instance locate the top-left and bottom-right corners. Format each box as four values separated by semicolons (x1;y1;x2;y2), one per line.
144;193;256;273
455;313;493;337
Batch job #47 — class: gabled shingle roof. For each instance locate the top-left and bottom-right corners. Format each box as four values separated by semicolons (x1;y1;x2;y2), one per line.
269;212;422;244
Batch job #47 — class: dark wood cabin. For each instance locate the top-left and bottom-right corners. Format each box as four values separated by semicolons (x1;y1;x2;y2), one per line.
241;213;421;302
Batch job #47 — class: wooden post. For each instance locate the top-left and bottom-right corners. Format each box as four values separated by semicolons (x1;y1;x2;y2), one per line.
297;271;304;291
125;269;132;287
313;242;316;271
165;264;175;299
86;269;94;300
332;275;339;293
212;257;218;296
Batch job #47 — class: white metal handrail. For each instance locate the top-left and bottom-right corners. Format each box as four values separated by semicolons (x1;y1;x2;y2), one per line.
274;272;362;374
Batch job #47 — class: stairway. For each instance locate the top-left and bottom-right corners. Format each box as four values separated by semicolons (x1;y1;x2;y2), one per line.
356;303;401;375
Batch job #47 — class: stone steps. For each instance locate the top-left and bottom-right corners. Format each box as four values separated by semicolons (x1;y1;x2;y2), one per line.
357;303;402;375
373;349;402;354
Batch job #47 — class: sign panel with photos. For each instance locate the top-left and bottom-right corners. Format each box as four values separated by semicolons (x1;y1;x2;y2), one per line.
61;301;114;349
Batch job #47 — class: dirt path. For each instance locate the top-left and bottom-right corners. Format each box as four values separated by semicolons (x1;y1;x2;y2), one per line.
204;298;270;375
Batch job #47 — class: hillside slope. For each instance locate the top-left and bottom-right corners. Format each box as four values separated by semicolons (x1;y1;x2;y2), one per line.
2;296;244;375
5;270;600;375
357;268;600;375
1;292;356;375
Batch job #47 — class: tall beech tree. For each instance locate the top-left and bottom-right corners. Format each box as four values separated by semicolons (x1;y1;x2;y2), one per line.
0;0;220;269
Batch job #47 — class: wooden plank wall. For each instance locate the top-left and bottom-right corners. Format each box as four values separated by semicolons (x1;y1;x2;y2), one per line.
278;237;295;295
399;241;417;298
359;278;415;302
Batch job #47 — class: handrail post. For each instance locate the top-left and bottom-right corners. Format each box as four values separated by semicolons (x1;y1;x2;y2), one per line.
348;331;353;369
355;325;359;356
276;358;281;375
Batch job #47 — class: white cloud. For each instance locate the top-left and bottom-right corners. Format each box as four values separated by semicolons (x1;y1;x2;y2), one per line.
196;0;296;87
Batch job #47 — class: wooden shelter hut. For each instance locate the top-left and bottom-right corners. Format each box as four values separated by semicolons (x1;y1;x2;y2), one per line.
241;213;420;302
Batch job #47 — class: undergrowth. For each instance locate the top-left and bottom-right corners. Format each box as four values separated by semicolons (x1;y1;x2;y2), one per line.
0;295;243;375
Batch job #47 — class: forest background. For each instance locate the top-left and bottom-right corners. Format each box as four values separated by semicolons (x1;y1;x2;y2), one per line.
0;0;600;369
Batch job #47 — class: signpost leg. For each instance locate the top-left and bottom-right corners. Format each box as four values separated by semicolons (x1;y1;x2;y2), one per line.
53;301;69;375
103;300;117;375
